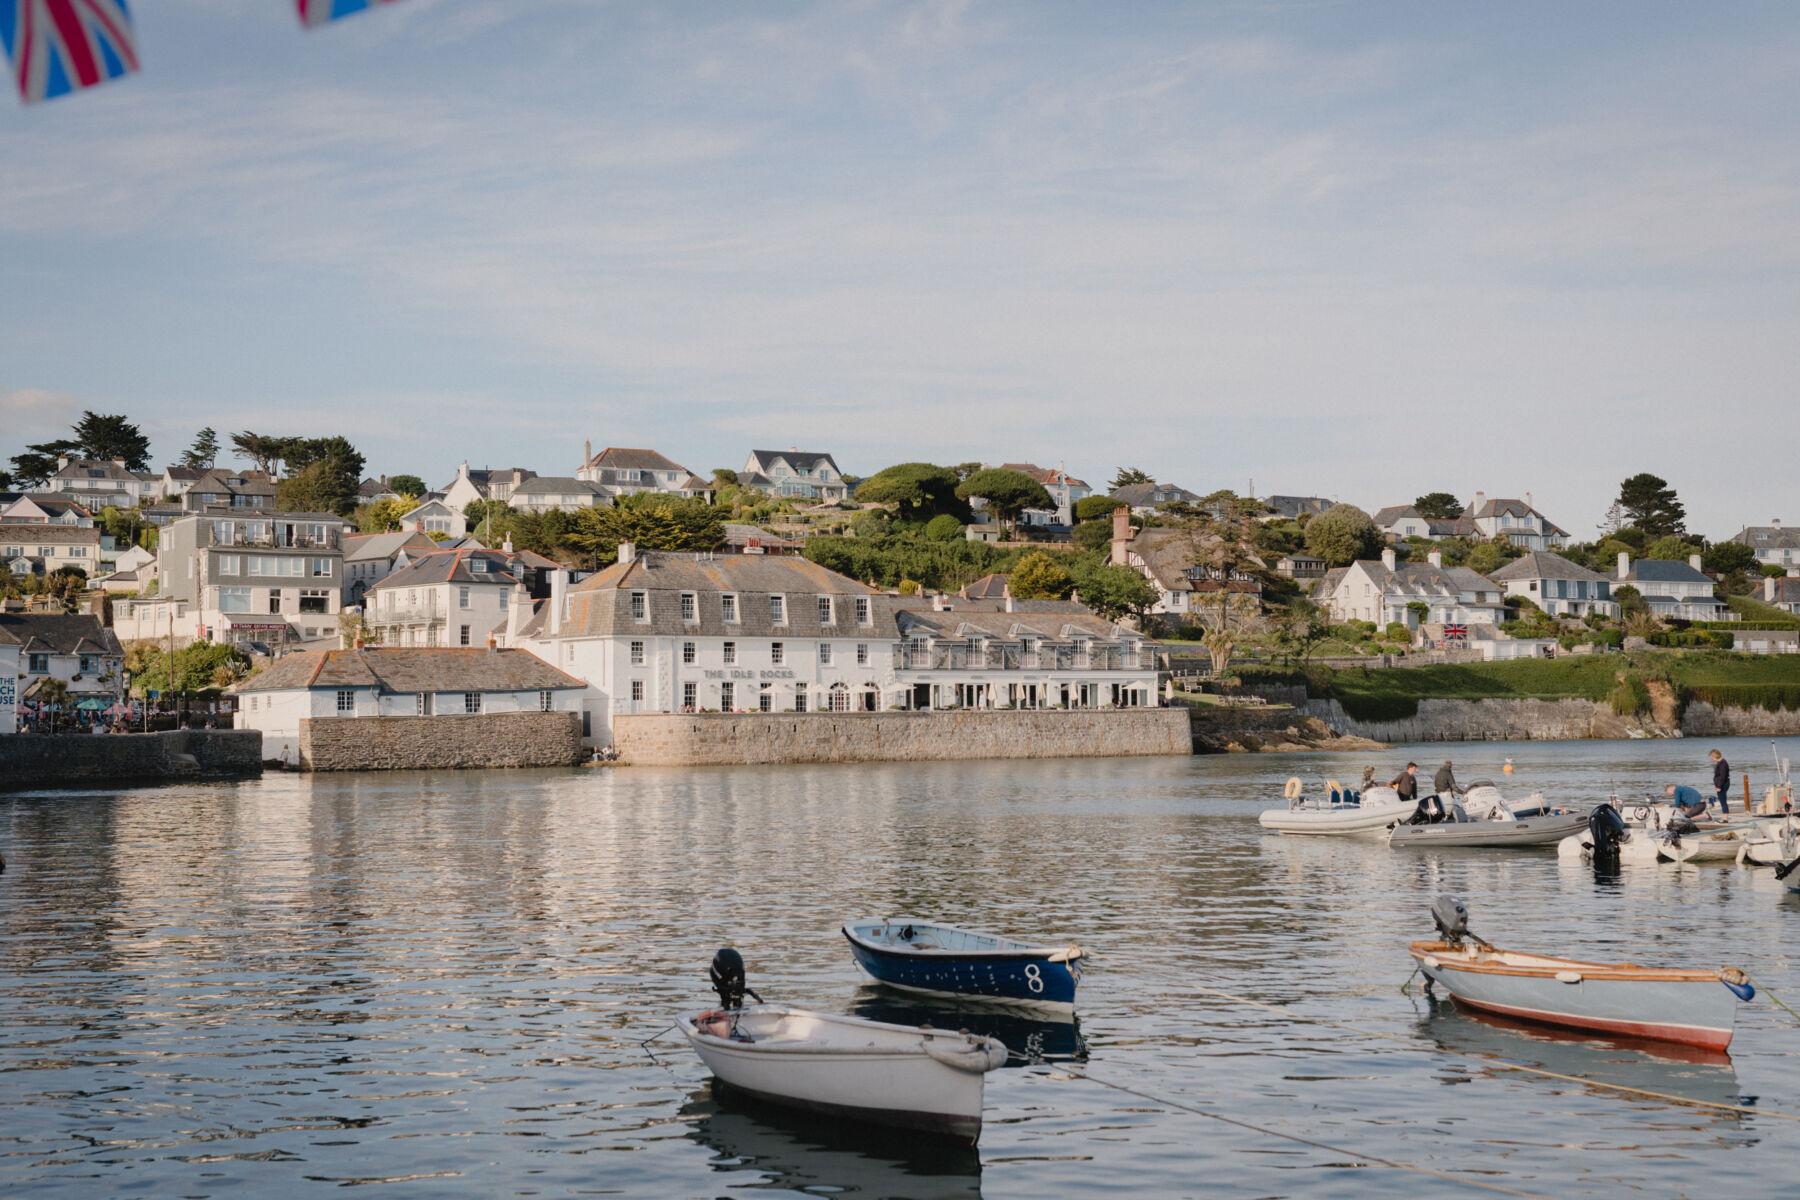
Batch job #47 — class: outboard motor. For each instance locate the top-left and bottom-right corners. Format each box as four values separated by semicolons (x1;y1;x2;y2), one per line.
708;947;762;1010
1587;803;1626;868
1430;895;1491;950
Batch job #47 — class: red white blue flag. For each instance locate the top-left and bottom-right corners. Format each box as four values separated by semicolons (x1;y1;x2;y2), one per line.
296;0;402;29
1;0;138;104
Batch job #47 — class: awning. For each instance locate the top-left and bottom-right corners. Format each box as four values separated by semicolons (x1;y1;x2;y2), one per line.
75;697;110;710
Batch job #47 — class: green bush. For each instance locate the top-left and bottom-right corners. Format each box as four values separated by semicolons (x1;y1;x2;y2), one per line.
924;514;966;542
1385;622;1411;642
1610;674;1650;716
1687;684;1800;713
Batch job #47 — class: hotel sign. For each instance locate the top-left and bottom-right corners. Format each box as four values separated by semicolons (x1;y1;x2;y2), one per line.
702;669;797;681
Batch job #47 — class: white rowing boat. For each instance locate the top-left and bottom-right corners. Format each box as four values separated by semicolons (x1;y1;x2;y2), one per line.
681;1004;1007;1143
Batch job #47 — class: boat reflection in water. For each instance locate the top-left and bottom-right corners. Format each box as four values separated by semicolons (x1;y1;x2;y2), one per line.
847;985;1089;1066
680;1082;982;1199
1419;997;1744;1121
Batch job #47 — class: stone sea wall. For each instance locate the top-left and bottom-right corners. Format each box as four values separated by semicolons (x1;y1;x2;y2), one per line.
297;712;583;771
1299;697;1800;743
0;730;262;789
613;709;1192;766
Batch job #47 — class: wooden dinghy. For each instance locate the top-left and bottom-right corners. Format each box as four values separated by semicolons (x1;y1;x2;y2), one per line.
1410;898;1753;1050
842;917;1084;1010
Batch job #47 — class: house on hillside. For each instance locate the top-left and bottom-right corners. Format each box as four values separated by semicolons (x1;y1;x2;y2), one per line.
1110;482;1204;516
440;463;538;512
1615;553;1733;622
1488;552;1617;619
992;463;1090;527
342;530;437;605
1319;547;1506;630
158;465;207;500
576;445;712;500
232;647;585;766
364;546;552;648
45;458;159;509
396;498;466;539
1;494;95;525
508;477;609;513
740;450;849;502
151;509;352;649
1261;495;1335;520
1108;511;1262;622
1372;505;1449;540
0;524;102;578
1730;520;1800;571
178;469;276;513
1764;573;1800;615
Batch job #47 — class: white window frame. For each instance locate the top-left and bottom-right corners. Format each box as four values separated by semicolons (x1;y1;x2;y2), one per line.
770;594;786;625
722;593;739;623
818;643;832;666
631;640;645;665
336;689;355;714
463;691;481;714
817;596;833;624
855;596;870;625
682;641;696;665
631;591;648;621
770;641;784;666
723;641;736;665
681;592;697;622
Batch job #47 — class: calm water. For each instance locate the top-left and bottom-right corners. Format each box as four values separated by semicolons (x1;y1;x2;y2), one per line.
5;737;1800;1199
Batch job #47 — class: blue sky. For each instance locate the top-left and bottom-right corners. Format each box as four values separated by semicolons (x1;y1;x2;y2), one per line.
3;1;1798;537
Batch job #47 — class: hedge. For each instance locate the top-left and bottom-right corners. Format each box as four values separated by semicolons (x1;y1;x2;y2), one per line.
1686;684;1800;713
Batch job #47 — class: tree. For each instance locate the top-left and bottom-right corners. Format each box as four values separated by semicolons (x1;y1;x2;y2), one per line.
1072;519;1114;552
1704;542;1757;577
566;499;725;566
954;468;1053;534
358;497;414;534
855;463;965;521
1465;540;1517;575
950;462;984;483
72;411;151;470
712;467;740;486
464;499;510;542
1111;467;1154;489
1075;494;1128;522
9;439;80;488
231;431;287;476
276;437;366;518
388;474;426;499
46;566;87;612
1010;551;1073;600
1643;535;1693;562
1272;599;1331;665
1616;473;1686;538
182;427;220;469
1070;562;1158;624
1413;492;1462;520
1304;504;1383;567
924;513;965;542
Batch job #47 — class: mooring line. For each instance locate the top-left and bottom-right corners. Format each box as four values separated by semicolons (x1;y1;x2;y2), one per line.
1068;1069;1556;1200
1181;982;1800;1124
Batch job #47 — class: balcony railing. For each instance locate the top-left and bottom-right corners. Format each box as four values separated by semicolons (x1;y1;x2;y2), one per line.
895;644;1154;672
204;528;340;550
371;601;443;625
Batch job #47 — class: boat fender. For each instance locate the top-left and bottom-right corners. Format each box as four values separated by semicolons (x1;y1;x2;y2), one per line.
1047;944;1084;964
923;1035;1008;1073
1284;777;1304;800
1324;779;1342;800
1554;970;1583;984
1720;968;1756;1002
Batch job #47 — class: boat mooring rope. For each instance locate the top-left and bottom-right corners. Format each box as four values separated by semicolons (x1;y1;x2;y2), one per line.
1066;1069;1556;1200
1181;982;1800;1124
1745;973;1800;1028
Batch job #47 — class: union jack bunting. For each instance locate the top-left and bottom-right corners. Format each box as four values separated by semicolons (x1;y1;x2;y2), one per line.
1;0;138;104
296;0;403;29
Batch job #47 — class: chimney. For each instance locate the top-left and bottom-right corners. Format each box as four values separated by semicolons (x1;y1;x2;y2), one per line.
1617;551;1630;580
1109;507;1131;566
57;454;69;470
1767;575;1778;602
1473;491;1486;512
1524;491;1533;510
1773;517;1783;531
414;520;425;534
486;631;497;652
502;532;513;554
1381;547;1396;571
618;541;635;565
457;460;470;480
113;457;126;469
1427;550;1443;568
583;439;592;466
353;632;365;650
506;581;531;640
549;569;567;637
1689;553;1703;573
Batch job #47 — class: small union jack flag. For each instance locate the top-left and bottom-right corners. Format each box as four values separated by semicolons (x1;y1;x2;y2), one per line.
296;0;403;29
1;0;138;104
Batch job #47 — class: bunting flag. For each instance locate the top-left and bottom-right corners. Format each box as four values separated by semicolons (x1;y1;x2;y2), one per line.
296;0;402;29
1;0;139;104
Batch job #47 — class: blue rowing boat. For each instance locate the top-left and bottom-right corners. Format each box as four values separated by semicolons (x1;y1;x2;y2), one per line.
841;917;1085;1009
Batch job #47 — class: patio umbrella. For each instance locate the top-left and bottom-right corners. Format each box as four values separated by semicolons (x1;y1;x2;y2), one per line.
103;702;132;716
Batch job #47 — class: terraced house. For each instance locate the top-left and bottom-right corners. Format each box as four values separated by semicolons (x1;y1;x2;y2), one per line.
0;524;102;577
365;546;558;648
153;509;350;648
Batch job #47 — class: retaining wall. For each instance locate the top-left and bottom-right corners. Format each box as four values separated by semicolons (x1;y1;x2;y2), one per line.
0;730;262;789
1300;697;1800;743
613;709;1192;766
297;712;583;771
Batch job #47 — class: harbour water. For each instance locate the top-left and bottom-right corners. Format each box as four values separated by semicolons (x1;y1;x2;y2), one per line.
5;737;1800;1198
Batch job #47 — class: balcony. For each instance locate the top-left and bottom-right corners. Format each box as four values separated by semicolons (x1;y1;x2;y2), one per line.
371;600;443;626
204;527;340;551
895;644;1153;672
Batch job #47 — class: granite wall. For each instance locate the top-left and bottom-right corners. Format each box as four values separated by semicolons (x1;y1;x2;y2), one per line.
1300;697;1800;742
613;709;1192;766
0;730;262;789
296;712;583;771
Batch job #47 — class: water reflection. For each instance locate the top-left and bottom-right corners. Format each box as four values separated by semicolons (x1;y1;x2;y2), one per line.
1419;998;1746;1121
845;985;1089;1065
681;1082;983;1199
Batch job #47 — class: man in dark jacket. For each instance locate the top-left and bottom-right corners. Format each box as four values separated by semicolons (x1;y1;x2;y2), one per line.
1434;760;1459;799
1711;749;1731;814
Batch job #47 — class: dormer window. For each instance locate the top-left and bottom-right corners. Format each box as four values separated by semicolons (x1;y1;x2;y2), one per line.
770;595;786;624
471;558;487;573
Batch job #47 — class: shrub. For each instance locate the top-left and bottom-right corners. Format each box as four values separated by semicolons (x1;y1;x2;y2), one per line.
1385;622;1411;642
1610;674;1650;716
923;514;965;542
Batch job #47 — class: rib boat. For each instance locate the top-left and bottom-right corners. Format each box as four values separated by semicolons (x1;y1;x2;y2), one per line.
842;918;1084;1009
1259;782;1416;837
1388;807;1589;849
1410;897;1754;1050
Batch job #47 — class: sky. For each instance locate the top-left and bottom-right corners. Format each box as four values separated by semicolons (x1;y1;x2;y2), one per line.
3;1;1798;538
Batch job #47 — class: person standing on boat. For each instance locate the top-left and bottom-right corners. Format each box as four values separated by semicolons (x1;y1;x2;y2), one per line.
1710;749;1732;814
1666;784;1710;819
1433;760;1460;800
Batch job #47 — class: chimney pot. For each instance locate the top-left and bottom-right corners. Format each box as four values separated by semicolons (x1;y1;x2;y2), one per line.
1381;547;1396;571
1428;550;1443;568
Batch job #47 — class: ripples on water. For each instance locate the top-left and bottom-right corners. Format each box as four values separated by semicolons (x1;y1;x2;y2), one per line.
4;738;1800;1197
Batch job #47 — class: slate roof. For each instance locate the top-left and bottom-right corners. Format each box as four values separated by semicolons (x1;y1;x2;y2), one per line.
343;531;435;564
1372;505;1419;526
234;647;582;694
746;449;840;475
164;466;206;482
0;524;102;545
369;548;527;590
1733;524;1800;551
1622;559;1711;585
0;612;123;656
512;476;605;498
894;608;1142;643
1111;483;1202;507
1464;497;1569;537
52;459;142;482
961;573;1011;600
584;447;688;473
1488;552;1609;584
1344;561;1503;600
1122;528;1264;594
